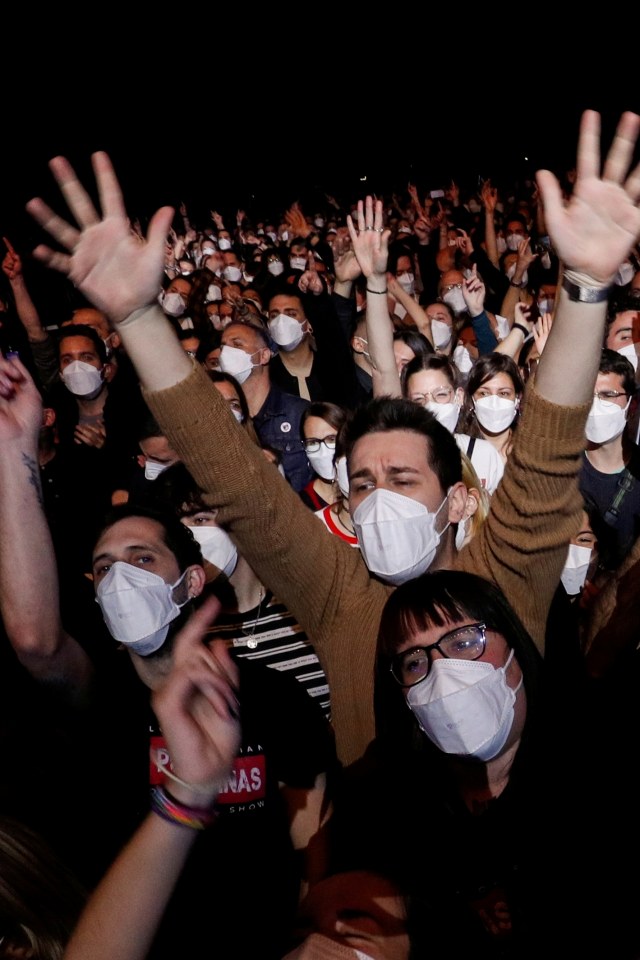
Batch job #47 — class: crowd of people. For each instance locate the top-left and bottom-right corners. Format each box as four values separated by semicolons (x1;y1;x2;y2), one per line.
0;110;640;958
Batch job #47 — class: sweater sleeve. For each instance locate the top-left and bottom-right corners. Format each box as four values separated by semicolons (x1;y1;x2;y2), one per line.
456;384;590;655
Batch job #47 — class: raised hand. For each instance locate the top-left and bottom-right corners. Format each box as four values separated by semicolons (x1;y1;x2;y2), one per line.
211;210;224;230
333;236;362;283
0;355;43;440
456;228;474;258
480;179;498;214
516;238;538;272
346;197;390;279
462;264;486;317
533;311;553;355
298;252;323;295
537;110;640;283
285;202;311;239
514;301;534;334
2;237;23;281
26;154;173;325
152;597;240;803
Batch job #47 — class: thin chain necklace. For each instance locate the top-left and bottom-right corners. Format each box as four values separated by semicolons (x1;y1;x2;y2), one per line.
240;589;265;649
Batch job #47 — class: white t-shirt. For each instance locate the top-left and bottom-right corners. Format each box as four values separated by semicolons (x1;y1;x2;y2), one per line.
455;433;504;495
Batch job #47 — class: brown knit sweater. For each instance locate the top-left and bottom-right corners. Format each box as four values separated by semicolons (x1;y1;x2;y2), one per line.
146;363;589;766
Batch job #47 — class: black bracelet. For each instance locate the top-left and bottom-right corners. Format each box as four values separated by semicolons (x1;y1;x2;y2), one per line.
366;287;388;295
512;323;530;337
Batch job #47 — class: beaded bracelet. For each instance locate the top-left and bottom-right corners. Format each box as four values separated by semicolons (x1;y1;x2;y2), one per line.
150;785;218;831
366;287;388;295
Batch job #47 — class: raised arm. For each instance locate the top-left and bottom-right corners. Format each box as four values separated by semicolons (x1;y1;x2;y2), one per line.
63;600;240;960
1;238;47;343
0;356;92;698
347;197;401;397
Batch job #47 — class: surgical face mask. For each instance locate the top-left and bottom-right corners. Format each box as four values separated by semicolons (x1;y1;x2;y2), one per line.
202;245;216;257
161;291;187;317
425;400;460;434
144;459;171;481
406;648;522;761
431;318;452;349
585;396;630;444
306;446;336;482
206;284;222;303
267;260;284;276
474;395;518;433
443;287;466;315
335;456;349;499
537;297;555;316
496;235;507;255
615;261;635;286
506;263;528;286
96;562;188;656
540;251;552;271
266;231;277;243
314;217;325;228
560;543;591;596
506;232;524;252
453;344;473;374
218;345;259;384
495;314;511;341
223;264;242;282
189;525;238;578
352;489;449;586
61;360;104;399
218;237;232;251
618;342;639;372
290;256;307;272
243;271;255;284
280;230;289;243
268;313;305;351
396;272;415;295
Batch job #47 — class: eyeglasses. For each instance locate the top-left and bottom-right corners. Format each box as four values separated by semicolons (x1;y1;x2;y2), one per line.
442;282;463;293
390;622;487;687
410;386;454;405
593;390;628;401
303;436;337;454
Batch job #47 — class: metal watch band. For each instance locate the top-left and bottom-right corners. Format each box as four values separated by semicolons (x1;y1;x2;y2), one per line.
562;276;611;303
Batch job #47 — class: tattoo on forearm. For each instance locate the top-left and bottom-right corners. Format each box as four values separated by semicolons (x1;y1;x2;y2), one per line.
21;453;43;507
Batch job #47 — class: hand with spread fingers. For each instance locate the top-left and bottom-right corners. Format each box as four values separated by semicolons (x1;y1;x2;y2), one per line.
27;154;173;325
537;110;640;283
346;196;390;279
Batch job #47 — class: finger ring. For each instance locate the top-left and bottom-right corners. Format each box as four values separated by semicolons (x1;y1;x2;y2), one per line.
375;228;383;233
365;226;373;231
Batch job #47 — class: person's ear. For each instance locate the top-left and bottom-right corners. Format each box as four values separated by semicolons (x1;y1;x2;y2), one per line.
185;564;206;599
463;488;480;522
41;406;56;428
257;346;272;366
446;481;467;524
102;361;115;383
454;387;464;406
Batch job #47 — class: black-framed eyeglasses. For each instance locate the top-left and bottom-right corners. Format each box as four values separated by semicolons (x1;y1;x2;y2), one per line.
390;622;487;687
303;436;337;454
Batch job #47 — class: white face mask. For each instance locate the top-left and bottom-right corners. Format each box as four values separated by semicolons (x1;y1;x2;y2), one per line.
352;489;449;585
397;272;415;296
495;314;511;341
496;236;507;255
335;456;349;498
206;284;222;303
425;400;460;434
474;395;518;433
506;232;524;252
218;345;259;384
452;344;473;374
585;396;630;444
560;543;591;596
406;648;522;761
615;261;635;286
268;313;305;351
217;237;232;251
617;342;639;372
144;459;170;481
506;263;528;286
95;562;188;656
61;360;104;399
202;245;216;257
306;446;336;482
455;516;468;551
290;256;307;272
223;265;242;282
267;260;284;276
431;318;452;349
443;287;466;315
314;217;325;229
188;525;238;578
537;297;555;316
161;291;187;317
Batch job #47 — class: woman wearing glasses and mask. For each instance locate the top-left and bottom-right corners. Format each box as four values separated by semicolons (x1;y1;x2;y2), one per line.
334;569;637;957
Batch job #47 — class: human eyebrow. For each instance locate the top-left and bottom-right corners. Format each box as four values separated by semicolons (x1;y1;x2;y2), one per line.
386;466;422;476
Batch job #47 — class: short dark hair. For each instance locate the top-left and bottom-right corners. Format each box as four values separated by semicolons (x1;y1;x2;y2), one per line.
301;401;348;438
402;353;458;398
58;323;107;365
206;370;251;424
342;396;462;492
599;347;636;397
393;329;434;363
94;503;202;570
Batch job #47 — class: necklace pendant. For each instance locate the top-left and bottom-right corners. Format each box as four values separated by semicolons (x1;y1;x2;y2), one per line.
246;638;258;649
